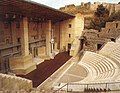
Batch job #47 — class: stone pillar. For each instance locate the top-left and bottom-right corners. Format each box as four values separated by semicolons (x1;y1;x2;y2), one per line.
0;61;1;72
11;22;17;53
51;38;55;59
11;22;16;44
20;17;29;56
75;14;84;37
46;20;52;56
9;17;36;75
51;29;54;53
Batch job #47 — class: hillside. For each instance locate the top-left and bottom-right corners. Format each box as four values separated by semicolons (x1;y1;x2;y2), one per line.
59;2;120;15
60;4;95;15
59;2;120;29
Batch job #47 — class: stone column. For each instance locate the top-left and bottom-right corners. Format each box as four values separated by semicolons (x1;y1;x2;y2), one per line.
11;22;17;53
51;29;54;53
11;22;16;44
46;20;52;56
9;17;36;75
0;60;1;72
20;17;29;56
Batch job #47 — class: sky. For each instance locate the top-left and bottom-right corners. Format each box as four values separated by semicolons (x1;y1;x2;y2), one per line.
31;0;119;9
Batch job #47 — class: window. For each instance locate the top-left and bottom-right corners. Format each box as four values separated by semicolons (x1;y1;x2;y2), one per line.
0;62;1;71
69;34;71;38
17;46;19;51
31;35;38;40
108;29;110;33
41;23;42;28
97;34;99;37
116;23;118;28
85;42;88;46
4;22;9;29
69;24;72;28
16;22;20;28
34;36;36;40
17;38;21;44
41;34;45;38
29;47;32;54
6;39;9;44
34;36;38;40
0;31;4;43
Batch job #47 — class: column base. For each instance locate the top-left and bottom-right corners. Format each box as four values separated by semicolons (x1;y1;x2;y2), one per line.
49;52;55;59
11;64;36;75
70;50;74;56
9;55;36;75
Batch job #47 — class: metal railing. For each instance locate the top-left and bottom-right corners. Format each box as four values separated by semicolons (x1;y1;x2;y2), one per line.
53;82;120;93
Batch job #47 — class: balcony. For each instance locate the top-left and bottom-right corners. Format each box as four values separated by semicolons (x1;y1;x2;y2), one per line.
0;51;21;57
0;38;46;50
0;44;21;50
29;38;46;44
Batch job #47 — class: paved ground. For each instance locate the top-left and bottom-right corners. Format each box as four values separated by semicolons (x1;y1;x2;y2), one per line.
18;52;71;87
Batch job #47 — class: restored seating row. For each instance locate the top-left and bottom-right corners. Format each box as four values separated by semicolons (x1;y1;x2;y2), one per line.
53;41;120;92
79;51;119;83
0;73;32;92
99;42;120;66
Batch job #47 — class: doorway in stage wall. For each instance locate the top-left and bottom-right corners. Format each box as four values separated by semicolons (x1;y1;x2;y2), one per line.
68;43;71;55
4;58;10;73
97;44;102;50
0;58;2;73
34;47;38;57
0;57;10;73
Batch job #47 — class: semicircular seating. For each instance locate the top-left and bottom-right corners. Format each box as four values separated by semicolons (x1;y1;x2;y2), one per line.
53;41;120;92
78;51;119;83
99;42;120;81
99;42;120;66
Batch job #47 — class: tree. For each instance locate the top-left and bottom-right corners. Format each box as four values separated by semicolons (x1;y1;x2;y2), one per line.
89;4;109;31
118;2;120;4
95;4;109;17
108;11;120;21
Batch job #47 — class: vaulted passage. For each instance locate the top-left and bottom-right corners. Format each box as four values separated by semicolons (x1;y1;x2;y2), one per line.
18;52;71;87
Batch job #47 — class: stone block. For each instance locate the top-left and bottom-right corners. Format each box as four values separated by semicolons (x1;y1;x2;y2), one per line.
9;55;36;75
38;46;46;56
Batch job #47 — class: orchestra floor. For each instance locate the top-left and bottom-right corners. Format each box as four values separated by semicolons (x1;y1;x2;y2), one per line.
18;52;71;87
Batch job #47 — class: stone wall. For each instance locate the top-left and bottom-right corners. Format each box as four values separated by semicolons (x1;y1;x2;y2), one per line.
81;2;120;13
0;73;33;91
0;14;84;74
9;54;36;75
81;21;120;52
0;20;47;57
0;18;48;74
59;4;76;11
99;21;120;39
115;4;120;13
55;14;84;52
60;2;120;16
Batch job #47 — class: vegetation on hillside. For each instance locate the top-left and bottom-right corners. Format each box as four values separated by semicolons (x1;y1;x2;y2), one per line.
89;4;109;31
108;11;120;21
88;4;120;31
62;3;120;31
